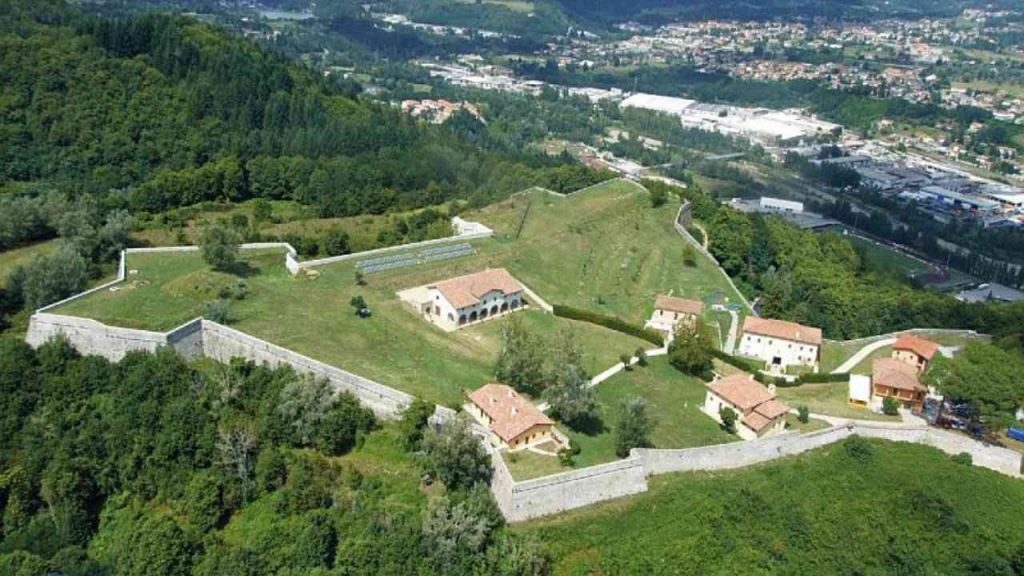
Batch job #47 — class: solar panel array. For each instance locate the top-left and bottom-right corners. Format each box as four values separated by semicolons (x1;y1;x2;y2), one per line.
356;243;477;275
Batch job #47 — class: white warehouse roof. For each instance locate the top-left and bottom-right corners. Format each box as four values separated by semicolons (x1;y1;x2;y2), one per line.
620;93;696;116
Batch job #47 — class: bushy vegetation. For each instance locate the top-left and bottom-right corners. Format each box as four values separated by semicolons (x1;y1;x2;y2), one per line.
0;339;548;575
552;304;664;346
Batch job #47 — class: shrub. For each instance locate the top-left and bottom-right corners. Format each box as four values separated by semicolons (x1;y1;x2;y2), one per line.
615;397;653;457
710;349;762;373
199;223;242;271
552;305;663;346
558;444;581;467
669;324;714;379
204;299;232;324
322;229;351;257
349;295;366;311
649;186;668;208
682;244;698;267
796;372;851;385
719;406;738;434
882;397;900;416
620;353;632;371
635;347;648;367
952;452;973;466
843;436;874;461
797;405;810;424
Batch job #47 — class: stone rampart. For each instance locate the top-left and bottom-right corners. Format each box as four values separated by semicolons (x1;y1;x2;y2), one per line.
501;456;648;522
199;321;414;417
26;313;171;360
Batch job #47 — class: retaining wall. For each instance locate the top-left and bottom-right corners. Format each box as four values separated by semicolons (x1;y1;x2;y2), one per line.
498;455;648;522
497;422;1022;522
26;313;414;418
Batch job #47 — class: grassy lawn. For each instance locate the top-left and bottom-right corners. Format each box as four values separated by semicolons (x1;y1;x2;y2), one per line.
520;441;1024;574
504;451;567;481
54;180;746;406
0;239;60;286
849;345;892;374
561;358;738;469
776;382;898;422
844;234;934;278
785;413;831;433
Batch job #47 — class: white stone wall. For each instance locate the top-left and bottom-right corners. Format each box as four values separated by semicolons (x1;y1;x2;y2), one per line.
26;313;171;360
501;456;648;522
201;321;414;417
738;333;819;371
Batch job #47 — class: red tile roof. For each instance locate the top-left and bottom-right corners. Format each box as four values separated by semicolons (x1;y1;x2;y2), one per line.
892;333;940;361
430;268;523;309
708;374;775;412
873;358;926;392
467;384;552;443
655;294;704;316
742;316;822;346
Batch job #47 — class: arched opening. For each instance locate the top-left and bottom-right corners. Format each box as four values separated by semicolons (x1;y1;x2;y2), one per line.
480;309;489;319
490;305;498;316
500;302;509;313
447;313;455;322
510;299;520;309
459;315;467;325
470;311;478;322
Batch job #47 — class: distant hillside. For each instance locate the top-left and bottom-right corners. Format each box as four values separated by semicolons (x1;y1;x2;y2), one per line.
555;0;994;26
0;0;566;216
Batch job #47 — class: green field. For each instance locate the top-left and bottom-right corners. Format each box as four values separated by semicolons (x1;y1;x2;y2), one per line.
776;382;898;422
521;440;1024;575
843;234;935;278
53;181;745;406
0;239;60;286
819;335;892;373
528;357;736;476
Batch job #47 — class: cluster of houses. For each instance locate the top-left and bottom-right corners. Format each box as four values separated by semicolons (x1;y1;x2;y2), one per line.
400;266;946;454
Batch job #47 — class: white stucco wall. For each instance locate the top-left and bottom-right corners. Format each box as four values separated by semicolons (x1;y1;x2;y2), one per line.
738;332;819;371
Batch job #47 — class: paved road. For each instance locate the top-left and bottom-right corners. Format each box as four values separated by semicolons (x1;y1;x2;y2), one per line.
831;337;896;374
723;310;739;355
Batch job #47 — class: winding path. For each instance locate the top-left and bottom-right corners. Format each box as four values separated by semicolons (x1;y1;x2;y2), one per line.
831;337;896;374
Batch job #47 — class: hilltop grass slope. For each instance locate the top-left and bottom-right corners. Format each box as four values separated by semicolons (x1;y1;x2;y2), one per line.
54;180;743;406
522;439;1024;575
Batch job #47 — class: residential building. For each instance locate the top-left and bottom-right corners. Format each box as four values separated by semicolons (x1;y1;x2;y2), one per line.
422;268;524;330
872;357;927;411
645;294;703;337
738;317;822;373
891;333;940;372
702;373;790;440
465;384;558;451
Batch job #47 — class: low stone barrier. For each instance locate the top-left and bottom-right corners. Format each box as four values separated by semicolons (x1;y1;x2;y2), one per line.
494;455;648;523
26;313;414;418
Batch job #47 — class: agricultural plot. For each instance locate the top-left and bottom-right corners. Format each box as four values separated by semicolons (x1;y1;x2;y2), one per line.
53;180;745;406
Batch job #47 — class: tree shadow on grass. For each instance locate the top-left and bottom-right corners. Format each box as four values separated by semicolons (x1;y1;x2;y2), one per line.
564;413;606;437
217;260;260;278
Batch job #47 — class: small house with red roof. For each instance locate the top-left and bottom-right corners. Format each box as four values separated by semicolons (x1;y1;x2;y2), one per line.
872;357;927;411
646;294;704;337
465;384;560;451
891;333;940;373
702;373;790;440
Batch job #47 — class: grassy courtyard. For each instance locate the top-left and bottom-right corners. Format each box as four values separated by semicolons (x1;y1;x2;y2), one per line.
521;440;1024;575
53;180;746;406
776;382;898;422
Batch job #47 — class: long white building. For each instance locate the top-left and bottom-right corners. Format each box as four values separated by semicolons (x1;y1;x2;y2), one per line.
738;316;822;373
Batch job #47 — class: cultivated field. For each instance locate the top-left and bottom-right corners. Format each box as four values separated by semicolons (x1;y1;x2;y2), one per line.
53;180;747;406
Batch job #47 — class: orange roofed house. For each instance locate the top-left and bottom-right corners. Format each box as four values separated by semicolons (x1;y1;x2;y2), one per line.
891;333;940;373
465;384;560;451
645;294;704;337
737;317;822;374
872;357;927;411
421;268;524;331
702;373;790;440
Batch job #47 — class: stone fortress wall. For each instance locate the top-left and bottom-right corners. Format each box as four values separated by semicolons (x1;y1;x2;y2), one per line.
22;207;1023;524
491;422;1022;522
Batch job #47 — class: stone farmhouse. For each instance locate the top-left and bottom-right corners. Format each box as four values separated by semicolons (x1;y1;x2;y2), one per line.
737;317;822;374
645;294;704;338
465;383;560;452
891;333;940;373
872;357;927;411
419;268;524;331
702;373;790;440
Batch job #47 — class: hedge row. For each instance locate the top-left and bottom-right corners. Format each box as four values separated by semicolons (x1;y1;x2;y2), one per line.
797;372;851;384
710;349;762;373
552;304;664;346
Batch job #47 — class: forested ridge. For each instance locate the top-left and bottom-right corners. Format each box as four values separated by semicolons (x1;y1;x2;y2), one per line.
0;0;582;215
